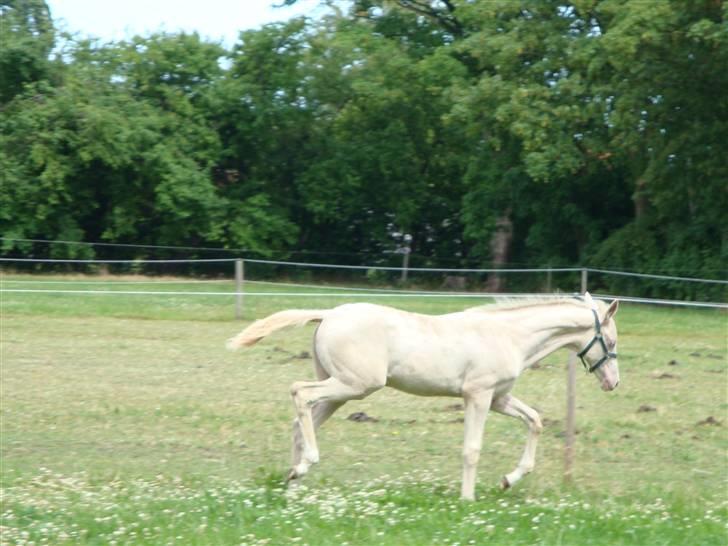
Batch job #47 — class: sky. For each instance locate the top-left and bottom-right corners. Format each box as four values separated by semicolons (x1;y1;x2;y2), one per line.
46;0;327;47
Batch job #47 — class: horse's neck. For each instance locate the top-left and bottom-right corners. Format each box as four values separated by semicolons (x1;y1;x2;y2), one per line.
496;303;594;369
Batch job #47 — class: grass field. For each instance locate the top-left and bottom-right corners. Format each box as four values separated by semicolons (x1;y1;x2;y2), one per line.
1;274;726;545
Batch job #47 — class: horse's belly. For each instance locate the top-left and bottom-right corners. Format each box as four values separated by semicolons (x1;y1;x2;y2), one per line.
383;331;476;396
385;364;463;396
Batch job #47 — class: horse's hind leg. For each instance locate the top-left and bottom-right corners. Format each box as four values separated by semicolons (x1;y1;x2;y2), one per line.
290;343;344;473
288;376;379;480
290;400;344;473
491;394;543;489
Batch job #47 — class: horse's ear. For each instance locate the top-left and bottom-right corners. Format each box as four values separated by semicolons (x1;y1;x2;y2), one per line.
583;291;594;307
602;299;619;324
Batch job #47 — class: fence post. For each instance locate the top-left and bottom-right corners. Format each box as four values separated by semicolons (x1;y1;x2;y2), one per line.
400;234;412;283
546;267;553;293
565;272;587;484
400;248;410;283
564;352;577;484
235;259;244;320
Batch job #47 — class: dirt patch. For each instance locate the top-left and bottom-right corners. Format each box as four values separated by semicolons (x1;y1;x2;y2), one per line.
637;405;657;413
653;372;677;379
347;412;378;423
668;359;680;366
690;352;725;361
272;347;310;362
542;417;561;428
696;416;721;427
443;403;464;412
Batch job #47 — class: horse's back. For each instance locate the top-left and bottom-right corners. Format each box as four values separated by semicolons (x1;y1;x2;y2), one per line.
316;302;419;350
314;303;487;396
320;302;458;343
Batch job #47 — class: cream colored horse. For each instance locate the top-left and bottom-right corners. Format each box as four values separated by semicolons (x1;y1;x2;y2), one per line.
227;292;620;500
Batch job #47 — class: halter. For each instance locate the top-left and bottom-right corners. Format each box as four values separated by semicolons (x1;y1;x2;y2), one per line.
577;308;617;373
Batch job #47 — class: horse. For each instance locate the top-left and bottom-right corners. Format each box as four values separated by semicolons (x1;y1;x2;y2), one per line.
227;292;620;500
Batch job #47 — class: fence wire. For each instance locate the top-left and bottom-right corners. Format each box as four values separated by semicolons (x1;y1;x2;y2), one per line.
1;256;726;309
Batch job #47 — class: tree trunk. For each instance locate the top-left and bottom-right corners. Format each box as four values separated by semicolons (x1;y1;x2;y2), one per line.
633;178;648;220
486;210;513;292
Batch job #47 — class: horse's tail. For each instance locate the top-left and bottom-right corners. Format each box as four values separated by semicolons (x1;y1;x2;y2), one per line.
226;309;329;350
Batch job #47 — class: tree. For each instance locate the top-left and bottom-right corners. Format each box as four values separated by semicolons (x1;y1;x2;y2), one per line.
579;0;727;297
2;0;724;298
426;1;723;288
205;20;313;256
0;0;56;104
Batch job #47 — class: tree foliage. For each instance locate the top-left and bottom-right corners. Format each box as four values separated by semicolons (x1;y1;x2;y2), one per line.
1;0;725;296
0;0;56;103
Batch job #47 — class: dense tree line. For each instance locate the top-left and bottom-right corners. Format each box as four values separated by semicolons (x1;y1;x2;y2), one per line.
1;0;726;297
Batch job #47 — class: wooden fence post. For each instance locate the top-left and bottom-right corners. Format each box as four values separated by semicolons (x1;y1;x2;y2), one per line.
235;259;244;320
565;271;588;484
546;267;553;292
564;352;577;484
401;249;410;283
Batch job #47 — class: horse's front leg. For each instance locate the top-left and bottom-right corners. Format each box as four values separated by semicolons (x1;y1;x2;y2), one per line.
461;389;495;501
491;394;543;489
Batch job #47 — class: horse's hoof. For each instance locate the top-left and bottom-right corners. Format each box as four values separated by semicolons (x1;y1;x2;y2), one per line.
500;477;511;490
286;469;298;483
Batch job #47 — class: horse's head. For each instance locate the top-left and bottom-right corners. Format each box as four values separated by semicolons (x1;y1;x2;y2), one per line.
579;293;620;391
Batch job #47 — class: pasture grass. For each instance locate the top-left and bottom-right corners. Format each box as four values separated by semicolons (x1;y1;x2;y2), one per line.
1;273;727;544
2;470;725;545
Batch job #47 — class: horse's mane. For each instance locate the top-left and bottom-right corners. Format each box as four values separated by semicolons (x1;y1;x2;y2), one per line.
466;295;594;314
